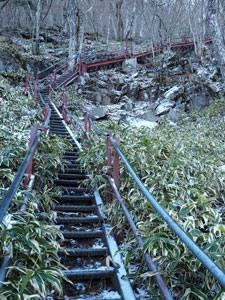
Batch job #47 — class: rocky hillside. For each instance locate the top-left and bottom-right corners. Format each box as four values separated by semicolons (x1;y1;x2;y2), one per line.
69;43;225;128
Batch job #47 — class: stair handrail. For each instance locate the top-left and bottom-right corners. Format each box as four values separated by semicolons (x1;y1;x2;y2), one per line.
60;99;225;289
0;104;51;225
38;57;67;77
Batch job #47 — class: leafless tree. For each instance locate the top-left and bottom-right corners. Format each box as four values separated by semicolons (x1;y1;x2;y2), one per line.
207;0;225;80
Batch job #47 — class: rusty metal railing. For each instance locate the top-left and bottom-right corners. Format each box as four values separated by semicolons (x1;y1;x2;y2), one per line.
47;87;225;295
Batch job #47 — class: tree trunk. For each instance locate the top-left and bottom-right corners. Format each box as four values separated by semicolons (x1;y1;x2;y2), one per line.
68;5;77;70
116;0;124;41
207;0;225;80
33;0;41;55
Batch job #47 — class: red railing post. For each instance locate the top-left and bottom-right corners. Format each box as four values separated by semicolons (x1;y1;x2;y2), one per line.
25;72;30;92
126;41;128;58
83;48;86;73
25;123;40;185
53;70;57;90
64;64;67;74
113;136;120;194
44;104;50;135
79;55;82;76
49;77;52;96
88;112;91;132
36;73;39;85
34;84;37;107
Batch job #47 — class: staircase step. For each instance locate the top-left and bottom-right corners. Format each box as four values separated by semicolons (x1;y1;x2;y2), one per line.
64;151;79;155
59;247;108;256
59;168;86;174
54;179;82;186
56;216;100;224
55;195;94;201
64;268;114;280
63;230;102;238
54;204;96;212
60;186;91;193
58;173;87;179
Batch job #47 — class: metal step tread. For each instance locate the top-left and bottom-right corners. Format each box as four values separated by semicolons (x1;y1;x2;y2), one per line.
54;204;96;212
59;247;108;256
63;230;102;238
56;215;100;224
64;267;114;279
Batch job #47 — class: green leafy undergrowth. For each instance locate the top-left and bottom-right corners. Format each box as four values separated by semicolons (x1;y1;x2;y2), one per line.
0;76;70;299
79;98;225;299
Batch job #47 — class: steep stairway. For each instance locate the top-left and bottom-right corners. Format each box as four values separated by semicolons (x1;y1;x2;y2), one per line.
37;89;135;300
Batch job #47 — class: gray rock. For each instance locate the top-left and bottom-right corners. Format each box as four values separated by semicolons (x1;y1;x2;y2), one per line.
91;107;106;120
77;76;86;86
139;90;149;102
149;102;159;111
176;103;185;112
143;111;158;122
127;82;139;99
0;50;21;72
101;95;111;106
164;85;185;102
187;92;211;111
156;101;174;115
121;98;134;111
169;65;184;75
83;72;90;80
122;58;139;73
168;109;180;123
93;92;102;103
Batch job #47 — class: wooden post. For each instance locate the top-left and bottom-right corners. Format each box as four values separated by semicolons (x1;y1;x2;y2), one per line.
44;104;50;135
25;123;40;185
113;136;120;194
36;73;39;84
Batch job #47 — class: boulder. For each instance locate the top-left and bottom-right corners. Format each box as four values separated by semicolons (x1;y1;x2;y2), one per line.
156;101;174;115
122;58;139;73
0;50;21;72
101;95;111;106
168;109;180;123
139;90;149;102
169;65;184;75
143;111;158;122
187;92;211;111
91;107;106;120
164;85;184;102
77;76;86;86
121;97;134;111
83;72;90;80
93;92;102;103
